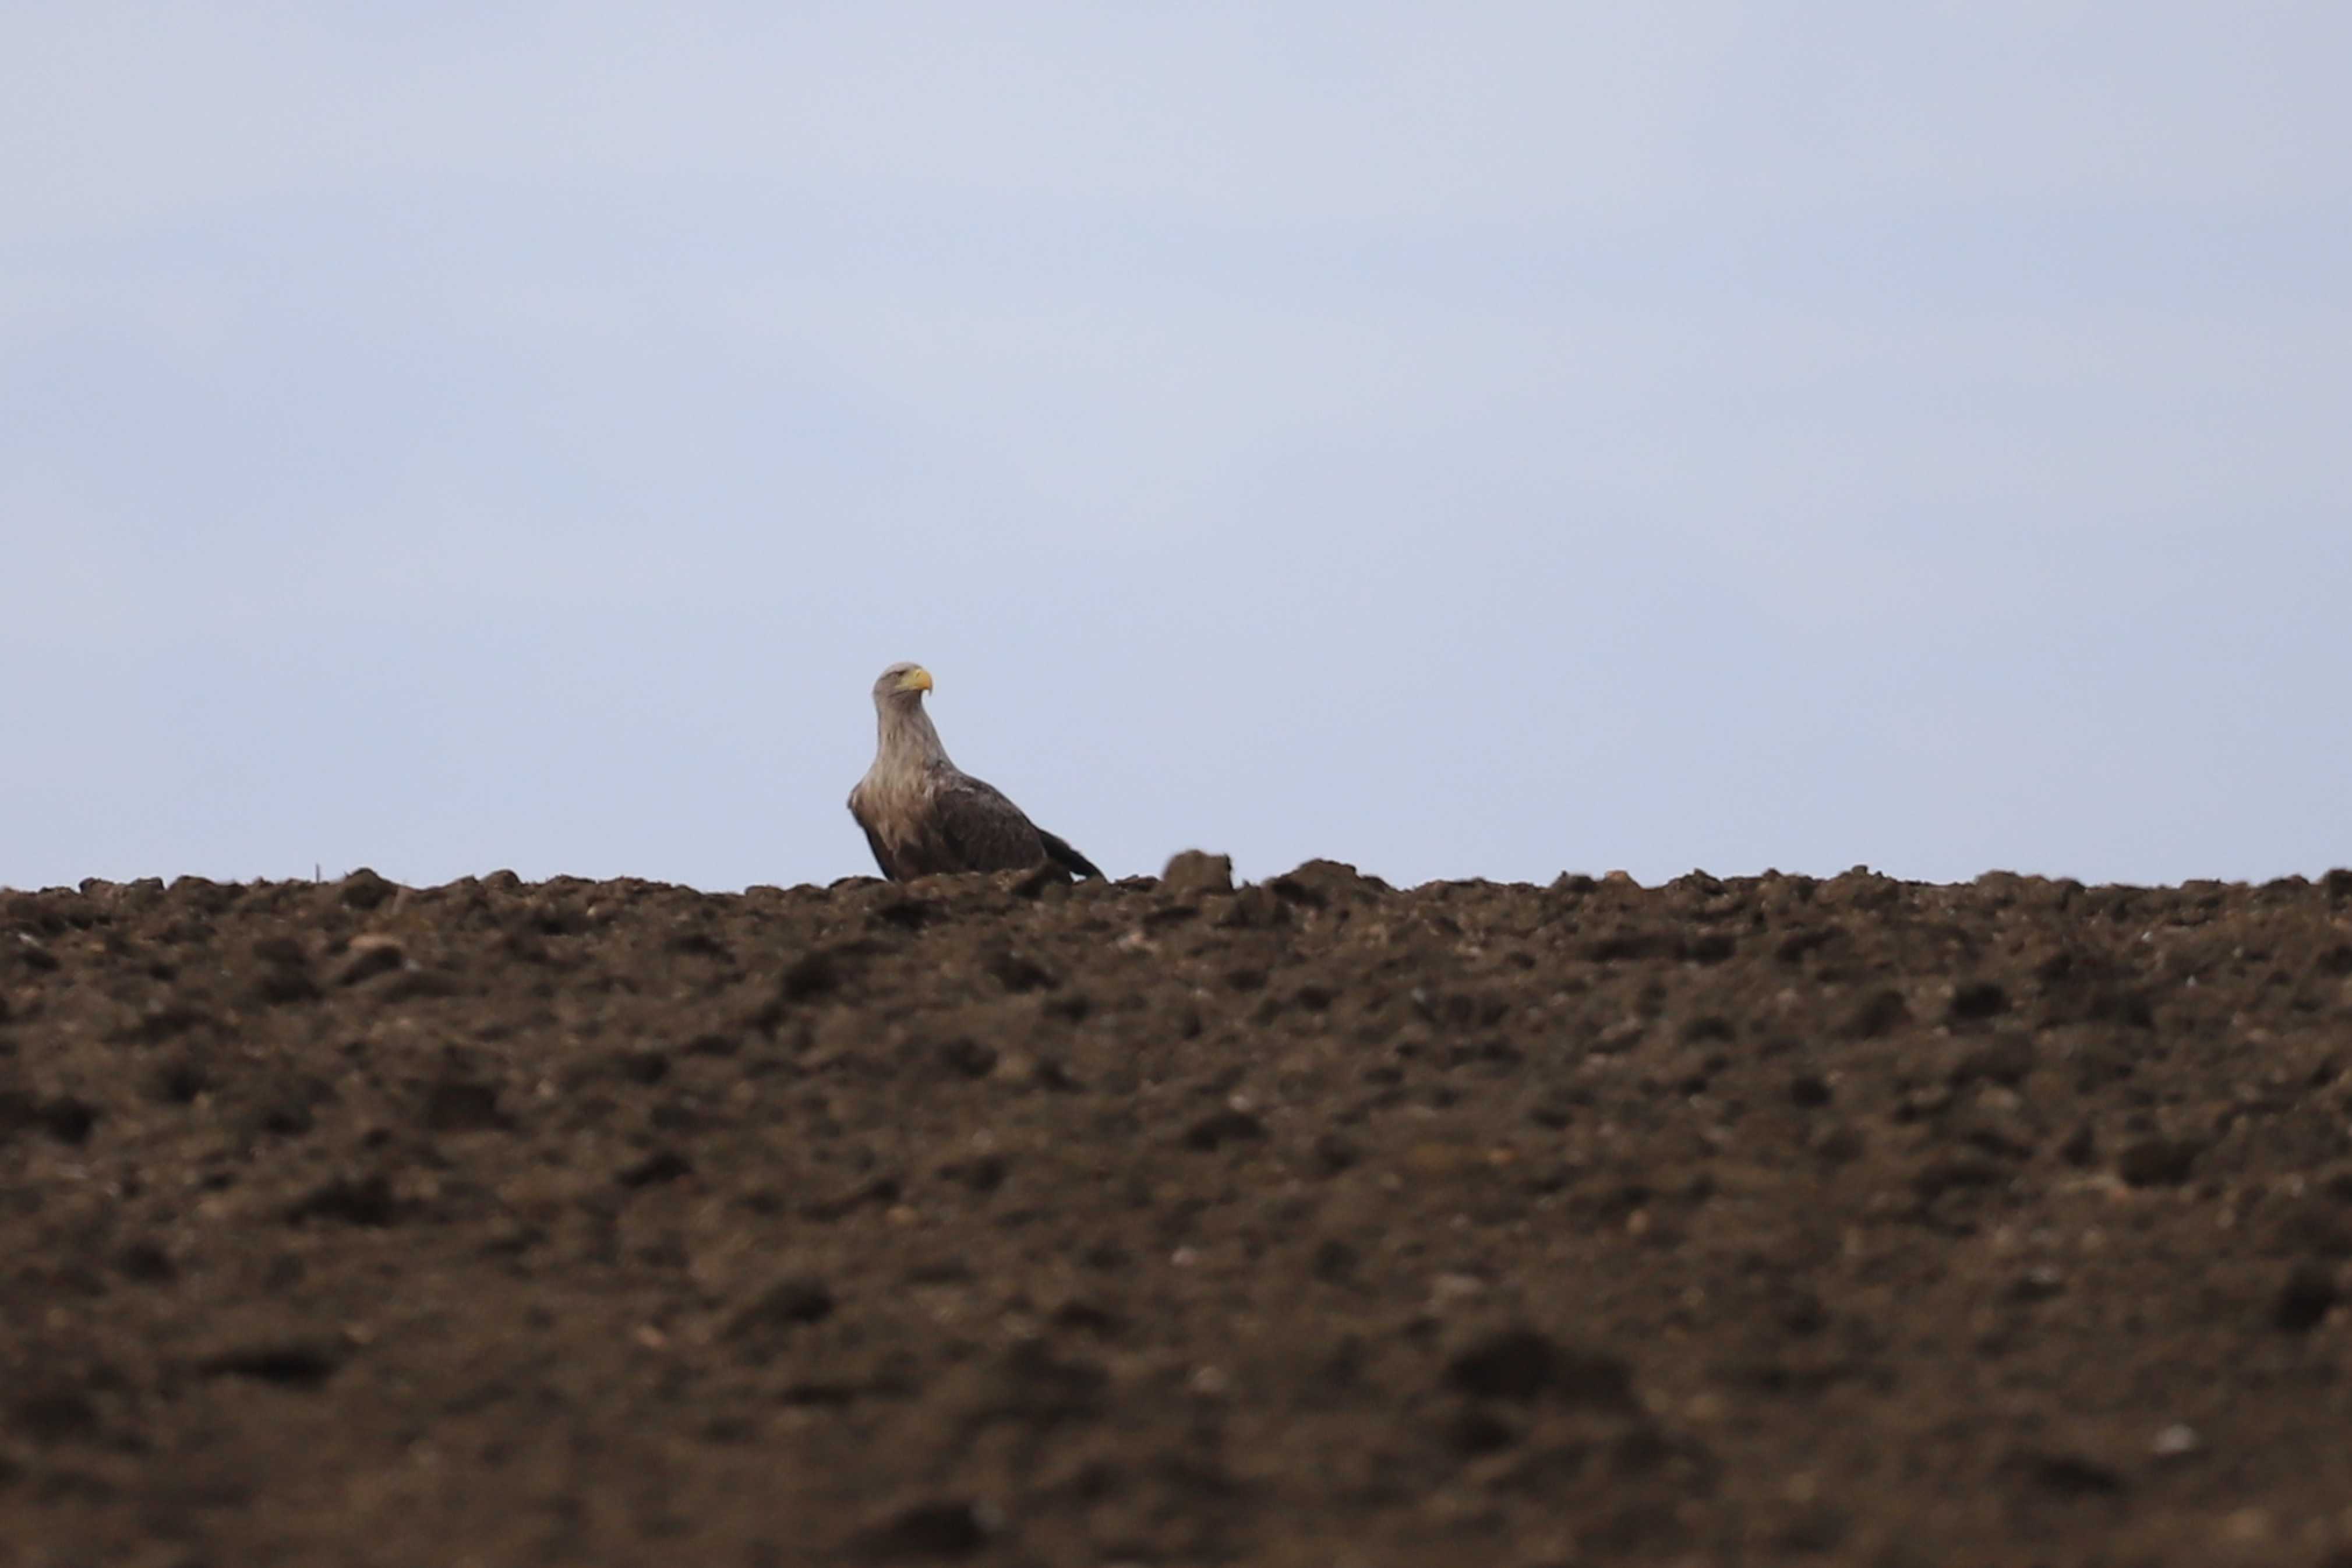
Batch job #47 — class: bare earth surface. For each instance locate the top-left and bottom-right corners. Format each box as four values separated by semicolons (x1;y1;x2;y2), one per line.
5;859;2352;1567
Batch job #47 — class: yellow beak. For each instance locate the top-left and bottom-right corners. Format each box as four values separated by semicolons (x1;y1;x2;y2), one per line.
899;665;934;694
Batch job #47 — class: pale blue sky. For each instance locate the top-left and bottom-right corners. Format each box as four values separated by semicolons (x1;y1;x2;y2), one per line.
5;3;2347;891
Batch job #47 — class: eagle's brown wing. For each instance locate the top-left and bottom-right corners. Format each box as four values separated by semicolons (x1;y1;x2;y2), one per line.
930;772;1057;873
936;774;1104;878
850;767;1101;881
934;774;1103;878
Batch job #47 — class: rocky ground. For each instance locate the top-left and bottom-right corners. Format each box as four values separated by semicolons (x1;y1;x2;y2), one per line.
3;856;2352;1567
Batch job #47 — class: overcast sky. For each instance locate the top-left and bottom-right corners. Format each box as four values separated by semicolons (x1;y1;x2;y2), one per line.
4;3;2347;892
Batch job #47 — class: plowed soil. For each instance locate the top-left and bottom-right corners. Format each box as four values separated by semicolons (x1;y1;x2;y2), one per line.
5;859;2352;1567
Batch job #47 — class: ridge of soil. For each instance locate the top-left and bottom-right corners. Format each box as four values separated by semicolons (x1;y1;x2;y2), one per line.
5;860;2352;1566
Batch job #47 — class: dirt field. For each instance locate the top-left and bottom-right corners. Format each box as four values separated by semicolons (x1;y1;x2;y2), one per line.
4;856;2351;1567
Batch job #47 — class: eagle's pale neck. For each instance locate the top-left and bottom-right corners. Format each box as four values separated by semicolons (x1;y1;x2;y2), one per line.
876;697;952;772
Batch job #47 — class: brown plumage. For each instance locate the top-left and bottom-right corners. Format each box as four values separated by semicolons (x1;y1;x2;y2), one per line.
847;662;1104;881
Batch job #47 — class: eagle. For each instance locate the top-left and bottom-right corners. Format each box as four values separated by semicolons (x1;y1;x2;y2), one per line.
847;662;1104;881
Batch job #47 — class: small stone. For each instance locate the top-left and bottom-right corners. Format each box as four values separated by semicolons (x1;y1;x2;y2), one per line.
1266;859;1392;907
2151;1423;2201;1458
2011;1264;2065;1301
1160;850;1235;899
1592;1018;1647;1055
1429;1273;1487;1309
339;869;397;911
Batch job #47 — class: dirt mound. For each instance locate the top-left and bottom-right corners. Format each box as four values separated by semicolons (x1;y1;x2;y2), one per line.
4;861;2352;1565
